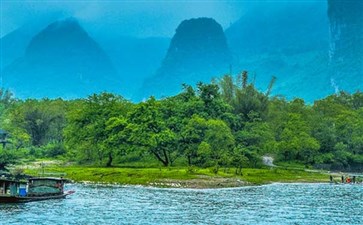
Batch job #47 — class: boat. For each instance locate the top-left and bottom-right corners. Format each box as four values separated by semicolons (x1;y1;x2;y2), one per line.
0;177;74;203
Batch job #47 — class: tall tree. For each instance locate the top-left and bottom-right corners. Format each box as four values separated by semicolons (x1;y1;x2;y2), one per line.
128;97;177;166
65;93;130;166
204;119;235;169
179;115;208;166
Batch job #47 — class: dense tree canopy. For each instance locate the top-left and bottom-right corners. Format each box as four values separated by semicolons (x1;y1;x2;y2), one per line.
0;73;363;171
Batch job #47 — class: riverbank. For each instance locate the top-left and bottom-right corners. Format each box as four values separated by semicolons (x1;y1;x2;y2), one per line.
24;165;329;188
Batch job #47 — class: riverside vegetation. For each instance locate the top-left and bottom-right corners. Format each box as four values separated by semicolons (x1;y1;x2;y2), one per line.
1;72;363;187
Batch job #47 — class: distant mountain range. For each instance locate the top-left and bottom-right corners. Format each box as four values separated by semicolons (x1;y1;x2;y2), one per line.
0;18;168;99
1;1;362;101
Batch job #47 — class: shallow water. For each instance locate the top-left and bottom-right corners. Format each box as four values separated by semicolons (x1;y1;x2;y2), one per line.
0;183;362;225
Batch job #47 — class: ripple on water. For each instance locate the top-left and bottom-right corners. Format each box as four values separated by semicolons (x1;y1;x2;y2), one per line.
0;183;362;225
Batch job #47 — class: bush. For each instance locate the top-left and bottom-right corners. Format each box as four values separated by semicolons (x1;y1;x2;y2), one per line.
0;149;18;170
28;143;66;158
44;143;66;157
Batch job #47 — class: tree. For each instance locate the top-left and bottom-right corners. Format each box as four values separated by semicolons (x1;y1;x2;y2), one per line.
311;117;337;153
196;141;212;167
0;148;17;171
204;119;235;171
219;74;235;105
4;99;67;147
231;146;249;175
0;88;16;111
65;93;131;166
197;82;231;119
333;142;351;168
235;85;269;121
179;115;208;166
104;117;129;166
277;113;320;163
128;97;177;167
235;120;275;154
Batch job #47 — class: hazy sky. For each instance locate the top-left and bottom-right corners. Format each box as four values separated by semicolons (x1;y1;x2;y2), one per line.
1;1;250;38
1;0;326;38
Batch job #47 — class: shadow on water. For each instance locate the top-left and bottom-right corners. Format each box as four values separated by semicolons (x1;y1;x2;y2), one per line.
0;203;27;215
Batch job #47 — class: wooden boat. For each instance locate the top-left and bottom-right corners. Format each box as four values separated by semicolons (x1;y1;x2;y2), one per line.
0;177;74;203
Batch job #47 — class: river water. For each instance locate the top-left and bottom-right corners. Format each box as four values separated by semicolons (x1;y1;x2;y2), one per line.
0;183;362;225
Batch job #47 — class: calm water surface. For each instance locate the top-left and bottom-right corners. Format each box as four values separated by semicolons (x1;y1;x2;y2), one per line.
0;183;362;225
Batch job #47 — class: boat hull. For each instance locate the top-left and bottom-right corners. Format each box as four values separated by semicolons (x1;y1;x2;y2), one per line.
0;191;74;203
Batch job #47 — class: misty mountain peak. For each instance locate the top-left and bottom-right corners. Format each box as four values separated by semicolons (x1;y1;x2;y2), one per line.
165;17;230;64
139;17;231;99
25;17;99;59
39;17;81;33
3;17;119;98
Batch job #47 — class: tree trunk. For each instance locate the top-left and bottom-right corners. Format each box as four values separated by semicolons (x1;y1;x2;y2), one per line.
106;152;113;167
151;149;169;167
188;155;192;166
162;148;169;167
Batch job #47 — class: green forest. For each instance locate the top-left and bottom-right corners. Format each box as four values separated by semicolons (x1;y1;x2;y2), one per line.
1;72;363;173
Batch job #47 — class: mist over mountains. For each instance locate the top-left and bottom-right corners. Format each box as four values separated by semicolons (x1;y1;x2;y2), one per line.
0;18;60;72
1;1;362;101
139;18;231;100
225;1;332;101
97;36;169;99
2;18;118;98
328;0;363;92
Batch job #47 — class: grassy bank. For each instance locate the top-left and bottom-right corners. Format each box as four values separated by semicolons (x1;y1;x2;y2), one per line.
24;164;330;188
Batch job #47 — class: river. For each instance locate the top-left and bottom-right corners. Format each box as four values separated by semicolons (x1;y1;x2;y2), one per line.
1;183;362;224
